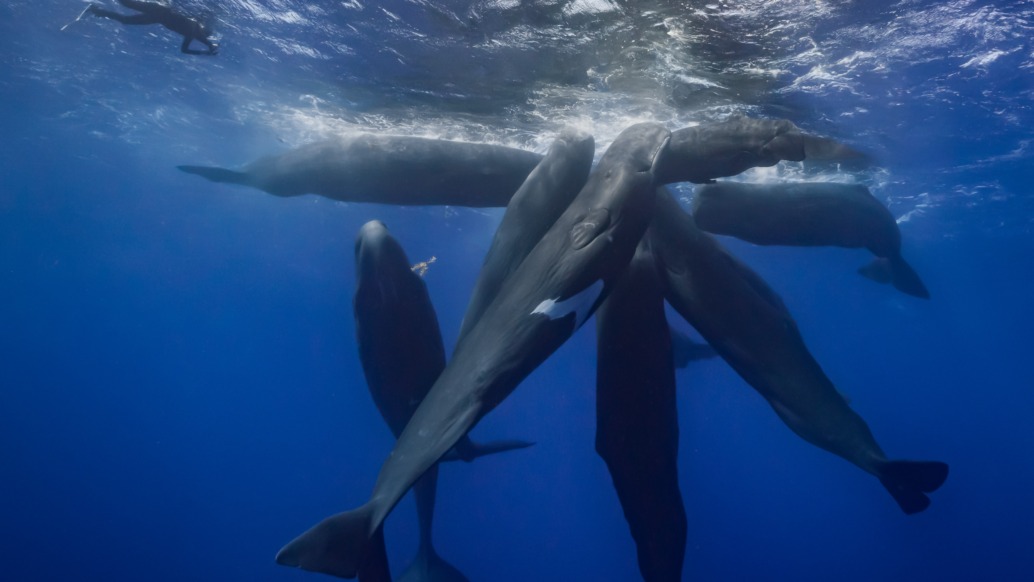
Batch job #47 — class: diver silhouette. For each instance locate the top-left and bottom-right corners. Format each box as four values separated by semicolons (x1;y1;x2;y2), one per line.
86;1;218;55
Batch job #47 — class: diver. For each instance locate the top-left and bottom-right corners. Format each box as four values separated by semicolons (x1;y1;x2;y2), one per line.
85;1;219;55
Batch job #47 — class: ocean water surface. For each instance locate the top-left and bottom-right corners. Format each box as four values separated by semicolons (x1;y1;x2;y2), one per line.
2;1;1033;580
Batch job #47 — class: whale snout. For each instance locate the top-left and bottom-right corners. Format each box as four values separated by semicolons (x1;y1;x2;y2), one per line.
355;220;399;265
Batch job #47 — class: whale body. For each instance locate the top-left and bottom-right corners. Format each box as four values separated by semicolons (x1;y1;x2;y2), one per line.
692;181;930;298
650;188;947;515
179;134;543;207
275;123;672;580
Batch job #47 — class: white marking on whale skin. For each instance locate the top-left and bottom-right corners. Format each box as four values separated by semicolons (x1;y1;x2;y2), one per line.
531;280;605;328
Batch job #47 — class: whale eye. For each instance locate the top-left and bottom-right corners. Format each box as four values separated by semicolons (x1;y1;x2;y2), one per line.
571;208;610;250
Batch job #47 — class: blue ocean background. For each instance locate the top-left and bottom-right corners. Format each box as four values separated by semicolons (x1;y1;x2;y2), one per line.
2;1;1032;580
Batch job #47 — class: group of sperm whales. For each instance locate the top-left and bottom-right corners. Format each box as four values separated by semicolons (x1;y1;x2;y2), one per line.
180;116;948;581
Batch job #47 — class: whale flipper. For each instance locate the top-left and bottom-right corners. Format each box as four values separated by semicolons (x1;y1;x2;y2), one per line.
858;256;930;299
878;460;949;515
177;165;252;187
888;255;930;299
448;437;535;462
670;326;717;368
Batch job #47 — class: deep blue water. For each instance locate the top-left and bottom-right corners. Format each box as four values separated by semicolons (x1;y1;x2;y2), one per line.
2;1;1033;580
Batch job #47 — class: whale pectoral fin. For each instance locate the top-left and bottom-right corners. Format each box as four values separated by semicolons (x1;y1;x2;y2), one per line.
276;504;375;579
669;327;718;368
889;256;931;299
858;257;894;285
177;165;250;186
858;257;930;299
571;208;611;250
878;460;949;515
457;438;535;462
447;436;535;463
446;436;478;462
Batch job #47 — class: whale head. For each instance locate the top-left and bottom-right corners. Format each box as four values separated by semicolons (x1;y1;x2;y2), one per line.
354;220;420;307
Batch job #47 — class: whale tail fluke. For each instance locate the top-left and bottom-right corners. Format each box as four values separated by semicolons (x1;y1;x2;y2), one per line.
358;526;392;582
858;256;930;299
447;436;535;463
178;165;251;186
398;543;471;582
276;504;376;579
878;460;949;515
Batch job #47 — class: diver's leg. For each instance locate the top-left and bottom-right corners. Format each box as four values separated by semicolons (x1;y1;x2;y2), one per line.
117;0;158;11
88;7;159;25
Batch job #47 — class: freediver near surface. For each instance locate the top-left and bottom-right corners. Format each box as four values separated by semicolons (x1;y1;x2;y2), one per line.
80;1;218;55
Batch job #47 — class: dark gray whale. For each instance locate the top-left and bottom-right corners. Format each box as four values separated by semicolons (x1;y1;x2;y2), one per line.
177;117;862;206
275;122;672;579
456;127;595;344
595;238;686;582
354;220;533;461
178;134;542;207
691;181;930;298
656;116;868;185
649;188;948;515
352;220;532;582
